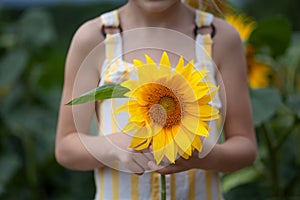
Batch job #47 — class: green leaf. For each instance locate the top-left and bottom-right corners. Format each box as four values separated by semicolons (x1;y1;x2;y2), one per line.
223;180;269;200
222;166;260;193
0;49;28;92
18;8;56;50
287;94;300;118
250;88;282;126
0;153;21;195
249;17;291;58
66;84;129;105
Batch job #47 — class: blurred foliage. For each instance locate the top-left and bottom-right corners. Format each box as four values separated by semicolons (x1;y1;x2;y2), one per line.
0;3;120;199
0;1;300;200
223;11;300;200
240;0;300;31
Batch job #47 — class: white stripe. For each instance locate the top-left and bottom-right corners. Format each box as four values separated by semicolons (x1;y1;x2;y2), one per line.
195;170;206;200
100;10;119;27
195;10;213;27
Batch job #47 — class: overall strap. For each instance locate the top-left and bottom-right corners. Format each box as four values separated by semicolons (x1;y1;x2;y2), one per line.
194;10;222;148
194;10;214;61
100;10;123;63
99;10;123;85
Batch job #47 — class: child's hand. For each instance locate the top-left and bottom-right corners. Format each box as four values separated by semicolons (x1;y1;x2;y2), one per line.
147;150;217;174
106;133;154;175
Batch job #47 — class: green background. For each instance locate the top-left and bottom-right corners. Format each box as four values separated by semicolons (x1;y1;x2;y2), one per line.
0;0;299;199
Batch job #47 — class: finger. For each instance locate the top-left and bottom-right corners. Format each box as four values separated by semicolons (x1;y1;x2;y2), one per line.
153;163;182;175
133;153;152;171
142;151;155;161
148;160;165;171
123;160;145;175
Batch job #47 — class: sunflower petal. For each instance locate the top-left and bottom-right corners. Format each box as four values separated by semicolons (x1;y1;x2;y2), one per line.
152;129;166;164
129;137;147;149
172;125;192;155
160;51;171;67
134;138;152;150
191;135;202;152
122;121;140;133
145;54;156;64
175;56;184;71
121;80;139;91
164;129;176;163
133;59;145;67
182;113;211;136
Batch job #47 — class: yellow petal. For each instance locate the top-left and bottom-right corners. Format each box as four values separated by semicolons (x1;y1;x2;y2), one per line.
164;129;176;163
160;51;171;67
189;70;209;85
152;129;166;164
191;135;202;152
121;80;139;91
129;137;147;149
133;59;145;67
122;121;140;132
175;56;184;70
172;125;192;154
198;86;219;105
183;145;192;157
134;138;152;150
133;126;152;139
115;102;128;113
145;54;156;64
199;105;219;121
182;113;211;136
174;59;194;80
137;65;158;84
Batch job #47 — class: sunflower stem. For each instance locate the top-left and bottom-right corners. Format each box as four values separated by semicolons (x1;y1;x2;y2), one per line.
161;174;166;200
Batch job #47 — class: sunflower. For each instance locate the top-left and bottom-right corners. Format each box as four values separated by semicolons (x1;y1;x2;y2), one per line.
116;52;219;164
246;45;272;89
225;13;256;41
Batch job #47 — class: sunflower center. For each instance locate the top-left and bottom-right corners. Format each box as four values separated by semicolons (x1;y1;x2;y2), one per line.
147;85;182;128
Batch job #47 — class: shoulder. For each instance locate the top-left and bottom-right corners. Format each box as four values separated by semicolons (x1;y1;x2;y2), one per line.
212;16;244;66
70;16;105;54
213;16;242;48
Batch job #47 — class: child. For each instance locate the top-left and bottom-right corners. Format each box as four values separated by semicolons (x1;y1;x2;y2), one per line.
55;0;257;199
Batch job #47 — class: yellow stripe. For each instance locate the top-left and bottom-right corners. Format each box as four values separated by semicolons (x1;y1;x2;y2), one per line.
99;168;104;200
199;12;205;27
99;102;104;135
104;34;115;83
112;169;119;200
111;99;119;200
188;170;195;200
131;174;139;200
170;174;176;200
97;102;105;200
106;34;115;62
204;34;212;60
151;173;159;200
113;10;120;26
205;171;213;200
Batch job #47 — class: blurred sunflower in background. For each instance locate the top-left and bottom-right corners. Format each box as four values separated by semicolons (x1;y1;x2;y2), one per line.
225;13;256;41
225;13;272;89
184;0;272;89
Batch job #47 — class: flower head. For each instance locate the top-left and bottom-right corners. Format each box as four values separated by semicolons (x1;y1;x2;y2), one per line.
117;52;219;164
246;45;272;89
226;13;256;41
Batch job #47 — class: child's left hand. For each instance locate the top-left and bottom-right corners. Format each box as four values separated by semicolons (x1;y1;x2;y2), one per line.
147;149;217;174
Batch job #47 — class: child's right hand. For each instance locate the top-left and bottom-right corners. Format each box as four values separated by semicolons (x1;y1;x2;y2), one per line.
105;133;154;175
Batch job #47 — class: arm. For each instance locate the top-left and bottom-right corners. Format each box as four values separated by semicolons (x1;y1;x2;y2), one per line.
151;18;257;174
55;18;107;170
55;19;151;173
